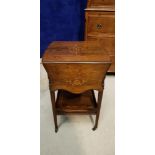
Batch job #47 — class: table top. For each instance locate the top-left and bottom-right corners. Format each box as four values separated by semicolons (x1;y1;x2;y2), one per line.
42;41;111;63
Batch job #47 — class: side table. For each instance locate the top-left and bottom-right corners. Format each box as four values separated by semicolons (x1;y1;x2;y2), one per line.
42;41;111;132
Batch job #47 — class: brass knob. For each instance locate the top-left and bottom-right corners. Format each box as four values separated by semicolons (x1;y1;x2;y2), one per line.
96;24;103;29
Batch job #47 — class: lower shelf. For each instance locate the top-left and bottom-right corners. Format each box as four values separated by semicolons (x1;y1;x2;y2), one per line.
55;90;97;114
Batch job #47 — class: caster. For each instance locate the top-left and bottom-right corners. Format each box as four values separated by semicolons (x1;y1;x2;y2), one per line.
55;128;58;133
92;126;97;131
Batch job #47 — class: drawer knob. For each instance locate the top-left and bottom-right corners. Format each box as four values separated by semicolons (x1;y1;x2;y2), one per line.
96;24;103;29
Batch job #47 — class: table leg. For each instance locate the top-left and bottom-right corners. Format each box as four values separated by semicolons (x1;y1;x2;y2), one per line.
50;90;58;133
92;90;103;130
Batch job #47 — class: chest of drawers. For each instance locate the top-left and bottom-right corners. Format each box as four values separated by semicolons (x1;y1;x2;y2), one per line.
85;0;115;73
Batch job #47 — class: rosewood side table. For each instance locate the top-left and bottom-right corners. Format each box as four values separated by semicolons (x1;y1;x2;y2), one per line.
42;41;111;132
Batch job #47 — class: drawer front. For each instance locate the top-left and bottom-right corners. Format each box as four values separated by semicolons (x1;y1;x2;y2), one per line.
88;0;115;6
86;36;115;55
86;12;115;36
86;36;115;73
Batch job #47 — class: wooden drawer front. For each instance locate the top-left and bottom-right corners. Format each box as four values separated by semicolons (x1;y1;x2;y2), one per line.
88;0;115;6
86;36;115;73
86;12;115;36
86;36;115;55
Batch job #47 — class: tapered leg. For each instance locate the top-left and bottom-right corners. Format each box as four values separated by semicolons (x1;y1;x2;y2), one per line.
50;90;58;133
92;90;103;131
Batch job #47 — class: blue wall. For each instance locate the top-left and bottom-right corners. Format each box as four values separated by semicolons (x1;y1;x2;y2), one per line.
40;0;87;57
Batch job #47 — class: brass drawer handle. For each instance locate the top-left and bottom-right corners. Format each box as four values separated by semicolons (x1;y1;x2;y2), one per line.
96;24;103;29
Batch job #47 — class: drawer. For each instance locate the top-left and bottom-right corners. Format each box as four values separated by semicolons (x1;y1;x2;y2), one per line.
86;36;115;55
88;0;115;6
86;12;115;36
86;36;115;73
